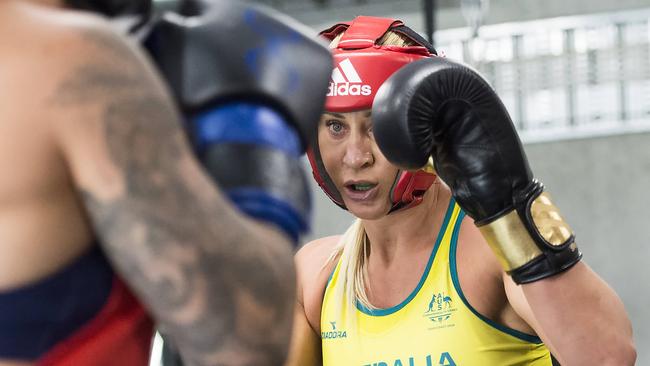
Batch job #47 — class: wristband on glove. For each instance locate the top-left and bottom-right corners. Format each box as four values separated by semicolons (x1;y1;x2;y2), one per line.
192;102;311;244
477;181;582;284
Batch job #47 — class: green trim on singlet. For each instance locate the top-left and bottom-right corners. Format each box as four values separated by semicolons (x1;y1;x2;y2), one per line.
449;211;544;344
355;199;457;317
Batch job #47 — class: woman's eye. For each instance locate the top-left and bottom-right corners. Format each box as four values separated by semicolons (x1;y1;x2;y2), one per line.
326;120;345;135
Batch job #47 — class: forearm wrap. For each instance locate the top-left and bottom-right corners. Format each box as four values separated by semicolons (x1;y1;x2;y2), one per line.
478;181;582;284
202;143;310;242
191;102;311;244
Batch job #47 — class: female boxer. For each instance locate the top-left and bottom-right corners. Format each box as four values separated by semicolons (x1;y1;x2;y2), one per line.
286;16;636;366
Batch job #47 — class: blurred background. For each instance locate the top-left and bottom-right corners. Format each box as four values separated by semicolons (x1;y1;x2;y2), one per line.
151;0;650;364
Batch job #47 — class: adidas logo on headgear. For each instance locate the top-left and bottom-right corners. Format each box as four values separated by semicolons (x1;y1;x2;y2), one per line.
327;59;372;97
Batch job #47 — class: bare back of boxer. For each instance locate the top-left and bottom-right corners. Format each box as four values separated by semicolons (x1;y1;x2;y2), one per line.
0;1;295;365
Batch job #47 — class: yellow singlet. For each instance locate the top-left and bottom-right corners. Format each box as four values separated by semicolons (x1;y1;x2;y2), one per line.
321;200;552;366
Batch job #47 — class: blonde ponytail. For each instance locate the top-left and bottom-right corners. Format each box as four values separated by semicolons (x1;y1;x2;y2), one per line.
323;218;371;329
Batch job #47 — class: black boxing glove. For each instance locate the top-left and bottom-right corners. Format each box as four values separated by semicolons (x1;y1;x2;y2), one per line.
64;0;151;17
372;57;581;284
145;0;332;243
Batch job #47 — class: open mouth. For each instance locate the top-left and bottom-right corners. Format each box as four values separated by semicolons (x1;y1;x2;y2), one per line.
347;182;377;192
343;181;379;201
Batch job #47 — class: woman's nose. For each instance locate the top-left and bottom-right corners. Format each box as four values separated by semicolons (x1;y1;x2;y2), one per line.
342;138;374;169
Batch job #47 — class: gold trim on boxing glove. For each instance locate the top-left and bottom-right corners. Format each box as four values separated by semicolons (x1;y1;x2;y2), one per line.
531;192;573;246
408;157;436;174
422;156;436;174
479;210;542;271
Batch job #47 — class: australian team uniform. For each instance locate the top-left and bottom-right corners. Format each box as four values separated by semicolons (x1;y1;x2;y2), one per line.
321;200;552;366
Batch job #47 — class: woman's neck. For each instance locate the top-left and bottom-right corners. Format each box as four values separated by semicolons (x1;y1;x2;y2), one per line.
362;181;450;265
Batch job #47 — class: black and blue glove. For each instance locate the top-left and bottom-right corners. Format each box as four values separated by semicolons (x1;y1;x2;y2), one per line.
145;0;332;243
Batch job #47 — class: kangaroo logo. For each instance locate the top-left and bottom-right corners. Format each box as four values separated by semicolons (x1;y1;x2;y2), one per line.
428;294;437;312
424;291;457;327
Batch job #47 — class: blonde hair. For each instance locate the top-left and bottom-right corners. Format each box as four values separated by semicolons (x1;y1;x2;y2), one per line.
329;30;417;49
325;29;420;323
325;219;371;309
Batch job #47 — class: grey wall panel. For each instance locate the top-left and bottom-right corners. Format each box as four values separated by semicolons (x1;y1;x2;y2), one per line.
526;132;650;364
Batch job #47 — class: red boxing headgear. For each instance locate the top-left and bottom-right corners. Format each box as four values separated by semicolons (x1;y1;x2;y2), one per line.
308;16;438;213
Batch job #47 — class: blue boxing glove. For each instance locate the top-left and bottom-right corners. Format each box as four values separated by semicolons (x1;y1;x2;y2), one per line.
145;0;332;243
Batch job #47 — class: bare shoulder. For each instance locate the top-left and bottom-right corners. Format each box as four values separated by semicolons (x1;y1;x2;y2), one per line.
456;214;538;335
296;236;341;271
455;215;506;312
33;4;181;194
295;235;341;332
0;4;97;104
2;2;158;87
295;235;341;297
0;2;163;128
0;3;119;63
457;215;502;279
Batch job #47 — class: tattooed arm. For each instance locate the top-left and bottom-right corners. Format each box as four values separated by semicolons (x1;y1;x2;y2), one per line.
48;17;295;366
